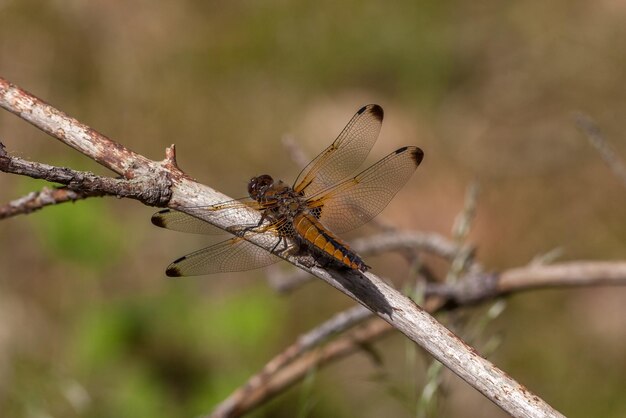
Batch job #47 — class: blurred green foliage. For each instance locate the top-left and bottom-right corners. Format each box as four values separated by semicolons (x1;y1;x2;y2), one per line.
67;285;283;417
32;197;122;268
1;1;625;417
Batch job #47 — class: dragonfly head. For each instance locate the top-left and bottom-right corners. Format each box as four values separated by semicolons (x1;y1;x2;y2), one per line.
248;174;275;201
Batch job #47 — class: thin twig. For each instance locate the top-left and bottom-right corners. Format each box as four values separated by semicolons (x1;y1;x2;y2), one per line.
574;112;626;189
212;304;374;418
447;181;480;283
0;186;99;219
209;315;395;418
451;180;480;243
498;261;626;293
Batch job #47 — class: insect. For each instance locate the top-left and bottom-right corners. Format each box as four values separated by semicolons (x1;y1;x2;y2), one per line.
152;104;423;276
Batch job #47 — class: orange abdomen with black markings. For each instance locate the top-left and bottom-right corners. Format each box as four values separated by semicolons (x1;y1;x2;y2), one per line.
293;213;368;271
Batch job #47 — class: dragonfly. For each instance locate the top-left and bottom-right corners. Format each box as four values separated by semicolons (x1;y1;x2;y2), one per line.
152;104;424;277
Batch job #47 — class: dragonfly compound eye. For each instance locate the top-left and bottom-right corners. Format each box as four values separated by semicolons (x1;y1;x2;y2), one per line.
248;174;274;200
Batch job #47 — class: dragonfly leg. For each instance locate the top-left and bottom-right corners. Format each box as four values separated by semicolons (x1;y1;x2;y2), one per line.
270;236;282;253
271;235;292;253
240;211;270;237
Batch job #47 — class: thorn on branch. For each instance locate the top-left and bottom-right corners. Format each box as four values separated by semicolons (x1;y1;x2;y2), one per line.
165;144;179;167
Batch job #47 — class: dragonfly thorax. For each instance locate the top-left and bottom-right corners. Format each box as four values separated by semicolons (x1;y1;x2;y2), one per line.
248;174;296;203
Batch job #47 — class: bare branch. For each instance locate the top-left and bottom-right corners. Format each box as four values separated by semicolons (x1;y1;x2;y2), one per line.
574;112;626;189
213;260;626;417
0;78;158;176
353;230;469;261
0;186;98;219
0;142;172;210
499;261;626;293
0;76;565;418
209;316;393;418
214;304;373;418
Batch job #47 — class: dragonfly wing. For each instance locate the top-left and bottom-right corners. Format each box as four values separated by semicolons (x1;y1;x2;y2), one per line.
165;237;280;277
293;104;383;197
152;209;225;235
152;198;263;235
309;146;424;234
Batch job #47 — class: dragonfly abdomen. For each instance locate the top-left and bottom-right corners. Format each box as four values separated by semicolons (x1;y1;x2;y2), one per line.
293;213;368;271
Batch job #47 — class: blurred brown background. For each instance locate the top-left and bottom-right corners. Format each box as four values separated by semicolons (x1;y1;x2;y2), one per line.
1;1;625;417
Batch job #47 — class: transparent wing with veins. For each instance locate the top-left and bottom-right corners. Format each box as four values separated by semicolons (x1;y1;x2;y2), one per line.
293;104;383;197
151;197;266;236
307;146;424;234
164;237;280;276
152;207;291;277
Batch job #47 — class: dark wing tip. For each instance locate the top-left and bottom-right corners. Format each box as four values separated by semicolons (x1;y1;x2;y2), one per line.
411;147;424;166
394;146;424;166
151;216;166;228
357;104;384;121
166;264;183;277
165;255;187;277
151;209;171;228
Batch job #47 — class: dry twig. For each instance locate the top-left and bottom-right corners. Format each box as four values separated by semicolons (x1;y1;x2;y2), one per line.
0;186;95;219
574;112;626;189
211;260;626;417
